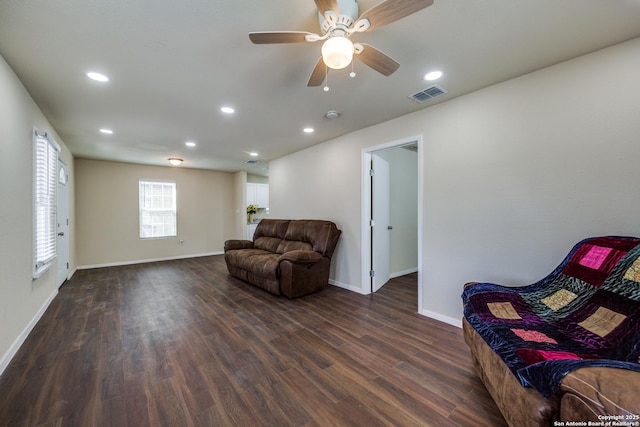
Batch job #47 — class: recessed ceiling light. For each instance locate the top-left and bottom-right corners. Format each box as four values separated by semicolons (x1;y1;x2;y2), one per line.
424;70;443;81
185;141;196;147
87;71;109;82
221;106;235;114
303;127;314;133
249;152;259;157
99;128;114;134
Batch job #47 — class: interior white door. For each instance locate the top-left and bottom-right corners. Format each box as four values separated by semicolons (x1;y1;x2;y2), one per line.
56;159;69;287
372;154;391;292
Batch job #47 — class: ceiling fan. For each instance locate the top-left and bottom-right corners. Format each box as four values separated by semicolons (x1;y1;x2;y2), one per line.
249;0;434;87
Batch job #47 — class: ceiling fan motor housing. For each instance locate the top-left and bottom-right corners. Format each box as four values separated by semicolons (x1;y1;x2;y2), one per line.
319;0;359;35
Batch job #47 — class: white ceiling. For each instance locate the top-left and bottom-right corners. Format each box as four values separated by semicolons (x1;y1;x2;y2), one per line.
2;0;640;176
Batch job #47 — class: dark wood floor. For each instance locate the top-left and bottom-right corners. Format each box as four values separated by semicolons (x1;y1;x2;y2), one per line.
0;256;506;426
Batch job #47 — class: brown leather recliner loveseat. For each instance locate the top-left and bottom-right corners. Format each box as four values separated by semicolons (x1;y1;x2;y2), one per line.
224;219;341;298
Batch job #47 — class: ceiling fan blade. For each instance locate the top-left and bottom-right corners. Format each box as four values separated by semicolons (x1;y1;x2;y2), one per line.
355;43;400;76
307;57;327;87
314;0;340;17
249;31;316;44
358;0;434;31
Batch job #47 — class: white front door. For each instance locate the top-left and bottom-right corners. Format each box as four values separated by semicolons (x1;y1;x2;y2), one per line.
56;159;69;287
372;154;391;292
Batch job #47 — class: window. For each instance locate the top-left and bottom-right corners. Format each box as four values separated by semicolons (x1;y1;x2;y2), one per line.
33;129;60;278
139;181;177;239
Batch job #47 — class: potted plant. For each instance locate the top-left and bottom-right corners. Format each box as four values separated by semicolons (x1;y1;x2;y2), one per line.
247;204;258;223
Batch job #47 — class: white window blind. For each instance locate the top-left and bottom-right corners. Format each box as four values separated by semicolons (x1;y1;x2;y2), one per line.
33;129;60;278
139;181;177;239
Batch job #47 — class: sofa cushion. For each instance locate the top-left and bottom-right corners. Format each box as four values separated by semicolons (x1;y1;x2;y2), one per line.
253;219;290;252
277;240;313;254
225;249;280;279
254;236;283;253
277;219;339;256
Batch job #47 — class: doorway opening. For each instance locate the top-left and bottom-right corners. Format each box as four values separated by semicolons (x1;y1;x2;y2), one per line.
361;135;423;312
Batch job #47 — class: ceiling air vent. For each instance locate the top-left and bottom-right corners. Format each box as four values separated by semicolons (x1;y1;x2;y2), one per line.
408;85;447;104
246;159;259;165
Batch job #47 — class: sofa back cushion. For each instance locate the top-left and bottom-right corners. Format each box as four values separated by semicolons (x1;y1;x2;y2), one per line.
253;219;290;252
276;220;341;257
253;219;341;258
277;239;314;254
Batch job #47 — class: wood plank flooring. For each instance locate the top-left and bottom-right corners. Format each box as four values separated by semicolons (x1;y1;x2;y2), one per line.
0;256;506;426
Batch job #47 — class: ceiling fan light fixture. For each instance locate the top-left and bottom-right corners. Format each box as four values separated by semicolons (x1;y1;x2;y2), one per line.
321;36;354;70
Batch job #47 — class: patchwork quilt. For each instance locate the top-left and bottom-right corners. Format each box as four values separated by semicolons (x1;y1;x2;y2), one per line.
462;236;640;398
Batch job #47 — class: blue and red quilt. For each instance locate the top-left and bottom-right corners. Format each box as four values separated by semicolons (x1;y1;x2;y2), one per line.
462;236;640;397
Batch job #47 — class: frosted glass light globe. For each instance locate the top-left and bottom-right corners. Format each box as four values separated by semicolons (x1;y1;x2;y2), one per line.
321;36;354;70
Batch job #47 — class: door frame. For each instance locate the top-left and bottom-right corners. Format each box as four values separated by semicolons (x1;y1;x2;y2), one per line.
361;135;424;312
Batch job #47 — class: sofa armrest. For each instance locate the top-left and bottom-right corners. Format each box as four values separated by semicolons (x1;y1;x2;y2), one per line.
224;239;254;252
278;250;323;264
560;367;640;421
464;281;480;289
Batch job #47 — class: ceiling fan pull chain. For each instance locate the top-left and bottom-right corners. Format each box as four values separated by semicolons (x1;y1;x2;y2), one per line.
324;64;330;91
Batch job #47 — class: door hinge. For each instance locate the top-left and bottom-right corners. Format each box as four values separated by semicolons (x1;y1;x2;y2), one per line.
369;270;376;277
369;168;375;176
66;262;69;269
369;219;375;227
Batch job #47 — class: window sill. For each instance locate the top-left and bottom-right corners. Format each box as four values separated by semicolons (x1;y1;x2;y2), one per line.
33;261;54;280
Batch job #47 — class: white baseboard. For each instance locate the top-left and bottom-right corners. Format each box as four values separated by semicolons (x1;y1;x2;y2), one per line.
0;288;58;376
389;268;418;279
330;280;462;328
76;252;224;271
420;309;462;328
329;279;368;295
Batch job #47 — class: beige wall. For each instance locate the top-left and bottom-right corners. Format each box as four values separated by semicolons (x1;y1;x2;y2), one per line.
75;159;237;267
269;135;359;287
0;54;76;369
233;171;248;239
269;37;640;325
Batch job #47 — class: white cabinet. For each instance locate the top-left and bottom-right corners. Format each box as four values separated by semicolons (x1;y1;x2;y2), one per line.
247;223;258;239
255;184;269;208
247;183;269;208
